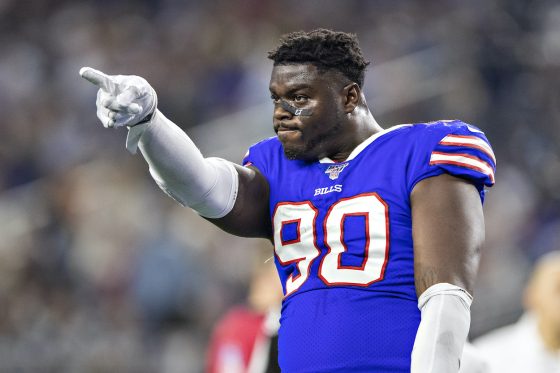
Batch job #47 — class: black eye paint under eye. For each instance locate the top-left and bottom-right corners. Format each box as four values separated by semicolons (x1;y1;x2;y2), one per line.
280;100;313;116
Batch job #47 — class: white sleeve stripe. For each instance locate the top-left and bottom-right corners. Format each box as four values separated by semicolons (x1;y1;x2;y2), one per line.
439;135;496;164
430;152;495;184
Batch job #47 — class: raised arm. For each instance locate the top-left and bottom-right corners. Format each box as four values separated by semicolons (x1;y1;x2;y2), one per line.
410;173;485;372
80;67;271;239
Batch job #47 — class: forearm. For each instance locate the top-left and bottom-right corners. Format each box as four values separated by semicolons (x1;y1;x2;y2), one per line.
79;67;267;230
135;110;238;218
411;283;472;373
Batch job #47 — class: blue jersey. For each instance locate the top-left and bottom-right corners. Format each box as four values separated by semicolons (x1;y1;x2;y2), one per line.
243;120;496;372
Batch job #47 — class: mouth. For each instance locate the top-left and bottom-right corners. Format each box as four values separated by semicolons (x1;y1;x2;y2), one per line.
275;121;300;135
277;128;301;141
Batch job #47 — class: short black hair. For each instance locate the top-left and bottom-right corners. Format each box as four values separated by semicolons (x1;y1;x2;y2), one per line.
268;29;370;87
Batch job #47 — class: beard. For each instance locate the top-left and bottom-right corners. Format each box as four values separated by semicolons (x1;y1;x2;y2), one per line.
283;147;302;160
281;120;344;161
278;105;346;160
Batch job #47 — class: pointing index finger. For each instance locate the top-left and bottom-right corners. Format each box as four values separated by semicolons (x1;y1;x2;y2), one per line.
79;67;117;93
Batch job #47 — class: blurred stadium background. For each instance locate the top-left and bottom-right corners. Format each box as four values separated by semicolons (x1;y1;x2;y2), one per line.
1;0;559;371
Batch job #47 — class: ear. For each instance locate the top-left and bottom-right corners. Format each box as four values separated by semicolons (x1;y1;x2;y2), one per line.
342;83;360;113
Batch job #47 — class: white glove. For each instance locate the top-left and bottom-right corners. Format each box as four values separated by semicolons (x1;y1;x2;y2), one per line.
79;67;157;129
80;68;239;218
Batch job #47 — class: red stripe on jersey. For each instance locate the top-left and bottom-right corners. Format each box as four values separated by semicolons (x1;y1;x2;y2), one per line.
438;135;496;164
430;151;495;184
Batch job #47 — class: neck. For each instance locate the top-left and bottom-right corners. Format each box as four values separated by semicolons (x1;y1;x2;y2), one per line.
328;105;382;162
359;106;383;136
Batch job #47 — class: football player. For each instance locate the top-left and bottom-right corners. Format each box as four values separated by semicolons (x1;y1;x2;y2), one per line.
81;29;496;372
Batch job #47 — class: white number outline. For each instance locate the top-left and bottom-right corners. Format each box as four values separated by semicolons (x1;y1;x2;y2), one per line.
272;201;321;296
318;192;390;286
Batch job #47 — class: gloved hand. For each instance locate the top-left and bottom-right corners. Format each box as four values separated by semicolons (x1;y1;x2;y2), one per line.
79;67;157;128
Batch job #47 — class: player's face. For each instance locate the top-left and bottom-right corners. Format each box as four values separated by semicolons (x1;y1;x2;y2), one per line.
269;64;348;161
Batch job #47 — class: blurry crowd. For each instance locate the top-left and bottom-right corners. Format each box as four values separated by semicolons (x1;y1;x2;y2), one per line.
1;0;559;371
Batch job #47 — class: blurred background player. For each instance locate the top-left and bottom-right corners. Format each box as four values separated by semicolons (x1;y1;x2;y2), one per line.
473;251;560;372
207;257;282;373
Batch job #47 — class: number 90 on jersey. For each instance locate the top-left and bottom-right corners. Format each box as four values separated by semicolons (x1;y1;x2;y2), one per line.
272;193;390;296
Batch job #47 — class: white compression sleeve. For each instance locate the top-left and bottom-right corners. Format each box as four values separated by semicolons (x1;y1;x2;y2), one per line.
132;110;238;218
411;283;473;373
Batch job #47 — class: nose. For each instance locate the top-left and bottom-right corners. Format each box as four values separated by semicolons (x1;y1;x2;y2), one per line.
273;102;293;121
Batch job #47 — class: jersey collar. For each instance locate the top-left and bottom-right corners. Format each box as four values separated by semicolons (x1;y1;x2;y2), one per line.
318;124;411;164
